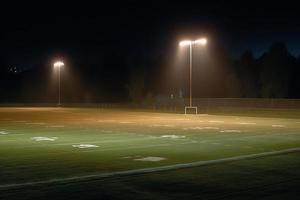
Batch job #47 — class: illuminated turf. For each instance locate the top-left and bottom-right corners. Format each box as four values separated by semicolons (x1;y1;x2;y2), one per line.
0;107;300;199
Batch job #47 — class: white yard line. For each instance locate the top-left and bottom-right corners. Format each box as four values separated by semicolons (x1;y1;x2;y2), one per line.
237;122;257;125
208;120;224;123
81;143;180;153
0;147;299;189
271;124;285;127
52;136;160;146
234;132;300;140
0;133;25;137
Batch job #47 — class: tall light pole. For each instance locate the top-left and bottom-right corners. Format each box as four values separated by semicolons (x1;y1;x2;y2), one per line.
179;38;207;114
54;61;64;106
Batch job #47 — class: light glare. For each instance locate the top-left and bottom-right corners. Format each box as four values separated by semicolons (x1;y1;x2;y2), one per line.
179;40;192;46
194;38;207;45
179;38;207;46
54;61;64;68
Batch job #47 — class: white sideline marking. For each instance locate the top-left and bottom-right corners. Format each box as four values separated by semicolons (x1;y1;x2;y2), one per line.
80;142;196;153
183;127;203;130
238;122;256;125
220;130;242;133
203;127;220;130
31;137;57;141
1;147;299;189
134;157;166;162
174;118;189;121
119;121;133;124
122;156;132;159
72;144;99;149
149;124;175;127
272;125;285;128
208;120;224;123
183;127;219;130
47;125;65;128
121;155;141;159
161;135;186;139
97;120;117;123
81;143;175;152
26;122;46;125
0;131;9;135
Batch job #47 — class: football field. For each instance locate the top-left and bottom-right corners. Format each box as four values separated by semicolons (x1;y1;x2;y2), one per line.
1;107;300;199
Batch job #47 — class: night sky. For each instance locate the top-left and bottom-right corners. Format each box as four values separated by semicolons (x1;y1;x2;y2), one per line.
2;1;300;69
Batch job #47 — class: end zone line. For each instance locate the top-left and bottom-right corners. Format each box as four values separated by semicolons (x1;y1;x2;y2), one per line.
1;147;300;190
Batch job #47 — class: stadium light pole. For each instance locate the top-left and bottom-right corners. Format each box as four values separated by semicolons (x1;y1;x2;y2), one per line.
179;38;207;113
54;61;64;106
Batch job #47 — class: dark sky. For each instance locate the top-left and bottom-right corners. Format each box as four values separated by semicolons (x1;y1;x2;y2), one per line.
2;1;300;67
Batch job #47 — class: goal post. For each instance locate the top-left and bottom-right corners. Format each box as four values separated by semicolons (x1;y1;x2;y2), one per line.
184;106;198;115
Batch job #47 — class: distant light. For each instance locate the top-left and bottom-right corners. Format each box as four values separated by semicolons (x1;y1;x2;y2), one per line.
179;40;192;46
54;61;64;68
194;38;207;45
179;38;207;46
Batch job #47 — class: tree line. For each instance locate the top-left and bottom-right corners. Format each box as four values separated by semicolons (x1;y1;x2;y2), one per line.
0;42;299;103
234;42;299;98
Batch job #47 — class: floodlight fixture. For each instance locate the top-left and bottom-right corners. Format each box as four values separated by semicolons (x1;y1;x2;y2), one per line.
54;61;64;68
53;61;64;106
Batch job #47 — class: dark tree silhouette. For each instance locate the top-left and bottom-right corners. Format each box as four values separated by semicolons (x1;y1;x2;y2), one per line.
259;42;296;98
236;50;259;97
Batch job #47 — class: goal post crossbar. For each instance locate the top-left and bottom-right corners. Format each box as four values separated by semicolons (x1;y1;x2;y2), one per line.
184;106;198;115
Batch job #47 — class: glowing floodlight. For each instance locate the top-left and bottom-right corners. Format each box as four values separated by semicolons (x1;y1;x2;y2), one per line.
179;40;192;46
54;61;64;68
179;38;207;46
194;38;207;45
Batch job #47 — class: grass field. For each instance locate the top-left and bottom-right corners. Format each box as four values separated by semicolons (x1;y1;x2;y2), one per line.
0;107;300;199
